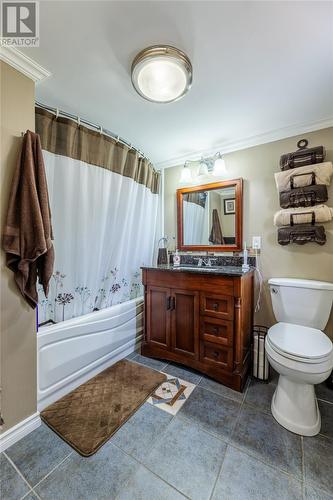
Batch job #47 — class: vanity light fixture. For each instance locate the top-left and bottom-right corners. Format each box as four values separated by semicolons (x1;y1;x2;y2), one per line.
179;152;227;183
179;161;193;183
131;45;192;103
212;153;227;176
198;158;209;177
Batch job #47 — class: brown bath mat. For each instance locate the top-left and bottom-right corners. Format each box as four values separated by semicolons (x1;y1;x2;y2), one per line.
41;359;166;456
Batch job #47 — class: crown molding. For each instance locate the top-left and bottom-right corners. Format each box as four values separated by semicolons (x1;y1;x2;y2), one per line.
156;116;333;169
0;47;51;83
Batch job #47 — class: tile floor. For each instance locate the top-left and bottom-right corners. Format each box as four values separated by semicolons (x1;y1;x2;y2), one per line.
2;354;333;500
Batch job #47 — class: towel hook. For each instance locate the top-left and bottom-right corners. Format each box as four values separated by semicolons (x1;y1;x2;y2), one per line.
77;116;81;127
55;108;59;119
99;125;103;135
297;138;308;150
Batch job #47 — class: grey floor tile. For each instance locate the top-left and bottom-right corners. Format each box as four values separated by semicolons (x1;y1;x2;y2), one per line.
304;434;333;494
305;483;333;500
117;464;186;500
211;445;302;500
132;354;168;371
0;453;30;499
35;442;138;500
179;386;241;440
125;351;139;360
5;424;72;487
163;362;202;384
318;400;333;440
198;375;244;402
231;404;302;477
143;416;227;500
316;381;333;404
245;378;276;413
111;403;172;461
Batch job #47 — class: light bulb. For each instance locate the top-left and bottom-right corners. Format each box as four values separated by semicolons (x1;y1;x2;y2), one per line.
213;156;226;176
179;164;192;183
198;161;208;176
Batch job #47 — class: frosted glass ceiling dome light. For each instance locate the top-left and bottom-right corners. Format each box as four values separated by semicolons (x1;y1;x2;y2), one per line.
131;45;192;103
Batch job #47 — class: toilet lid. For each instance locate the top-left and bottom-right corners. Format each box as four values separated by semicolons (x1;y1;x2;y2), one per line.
268;322;333;360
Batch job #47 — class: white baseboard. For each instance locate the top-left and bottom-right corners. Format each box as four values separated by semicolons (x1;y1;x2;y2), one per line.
0;412;41;452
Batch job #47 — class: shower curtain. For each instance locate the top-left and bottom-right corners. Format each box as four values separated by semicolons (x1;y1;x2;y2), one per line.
183;192;207;245
36;108;160;324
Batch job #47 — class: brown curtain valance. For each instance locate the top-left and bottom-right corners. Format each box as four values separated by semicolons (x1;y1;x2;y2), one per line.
35;107;160;194
183;191;207;207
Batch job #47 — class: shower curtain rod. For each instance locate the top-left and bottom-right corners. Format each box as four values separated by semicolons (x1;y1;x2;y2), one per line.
34;101;151;163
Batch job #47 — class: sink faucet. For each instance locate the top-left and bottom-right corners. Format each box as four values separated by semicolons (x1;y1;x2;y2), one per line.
194;256;217;267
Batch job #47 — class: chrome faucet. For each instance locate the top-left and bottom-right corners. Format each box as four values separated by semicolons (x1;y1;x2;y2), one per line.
194;256;217;267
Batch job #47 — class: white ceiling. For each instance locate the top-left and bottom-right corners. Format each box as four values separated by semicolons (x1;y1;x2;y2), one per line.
23;1;333;167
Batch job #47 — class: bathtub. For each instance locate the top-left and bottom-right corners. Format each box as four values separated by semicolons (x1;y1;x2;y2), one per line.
37;297;144;410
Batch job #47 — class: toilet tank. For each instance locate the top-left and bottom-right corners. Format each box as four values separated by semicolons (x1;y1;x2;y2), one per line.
269;278;333;330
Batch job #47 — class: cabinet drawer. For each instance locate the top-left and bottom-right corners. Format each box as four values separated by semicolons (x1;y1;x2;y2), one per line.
200;317;233;346
200;293;234;320
200;342;233;371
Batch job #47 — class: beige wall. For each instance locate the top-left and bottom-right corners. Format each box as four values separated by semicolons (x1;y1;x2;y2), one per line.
164;127;333;339
0;62;36;432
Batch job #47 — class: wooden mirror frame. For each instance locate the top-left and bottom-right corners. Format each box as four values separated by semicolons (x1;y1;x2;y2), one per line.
177;178;243;252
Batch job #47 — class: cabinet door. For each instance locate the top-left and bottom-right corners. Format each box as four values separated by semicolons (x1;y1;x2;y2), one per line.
146;286;171;349
171;289;199;359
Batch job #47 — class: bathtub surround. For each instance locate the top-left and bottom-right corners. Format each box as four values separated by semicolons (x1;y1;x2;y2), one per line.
164;127;333;339
35;107;161;324
0;61;37;434
41;359;166;456
3;130;54;308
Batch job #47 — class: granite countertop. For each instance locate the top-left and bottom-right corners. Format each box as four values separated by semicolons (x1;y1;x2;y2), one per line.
141;264;254;277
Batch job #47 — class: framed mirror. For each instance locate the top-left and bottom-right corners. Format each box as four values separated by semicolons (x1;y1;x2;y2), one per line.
177;178;243;252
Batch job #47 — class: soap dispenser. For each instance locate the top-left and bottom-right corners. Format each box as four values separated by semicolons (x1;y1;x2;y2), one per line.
173;249;181;267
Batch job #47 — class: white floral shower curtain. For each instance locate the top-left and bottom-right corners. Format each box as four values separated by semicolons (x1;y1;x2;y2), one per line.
37;108;160;324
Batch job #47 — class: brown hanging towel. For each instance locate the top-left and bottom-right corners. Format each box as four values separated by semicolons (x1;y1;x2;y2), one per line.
209;209;225;245
2;130;54;308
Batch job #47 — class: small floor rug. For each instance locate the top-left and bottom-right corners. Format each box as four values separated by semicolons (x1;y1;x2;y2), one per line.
41;359;166;457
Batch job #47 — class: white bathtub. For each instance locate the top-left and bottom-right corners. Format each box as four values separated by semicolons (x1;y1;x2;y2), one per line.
37;297;144;410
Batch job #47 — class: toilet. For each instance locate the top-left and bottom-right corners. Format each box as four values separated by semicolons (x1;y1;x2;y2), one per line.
266;278;333;436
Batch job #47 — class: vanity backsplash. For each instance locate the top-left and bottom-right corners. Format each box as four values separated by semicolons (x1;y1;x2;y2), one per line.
169;252;256;267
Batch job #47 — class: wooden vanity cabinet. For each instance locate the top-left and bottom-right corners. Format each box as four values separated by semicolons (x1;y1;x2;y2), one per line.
142;268;254;392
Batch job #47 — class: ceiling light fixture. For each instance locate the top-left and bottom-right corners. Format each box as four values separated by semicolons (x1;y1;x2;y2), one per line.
131;45;192;103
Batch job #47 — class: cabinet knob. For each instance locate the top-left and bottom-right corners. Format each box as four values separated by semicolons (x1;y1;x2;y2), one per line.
213;326;219;334
213;351;219;358
213;303;219;310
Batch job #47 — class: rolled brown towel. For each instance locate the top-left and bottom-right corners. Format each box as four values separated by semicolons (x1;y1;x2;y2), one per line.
277;225;326;246
279;184;328;209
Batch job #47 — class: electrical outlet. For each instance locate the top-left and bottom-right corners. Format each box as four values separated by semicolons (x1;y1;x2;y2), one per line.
252;236;261;250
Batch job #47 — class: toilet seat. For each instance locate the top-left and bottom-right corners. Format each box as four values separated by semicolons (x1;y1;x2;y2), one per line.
267;322;332;364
